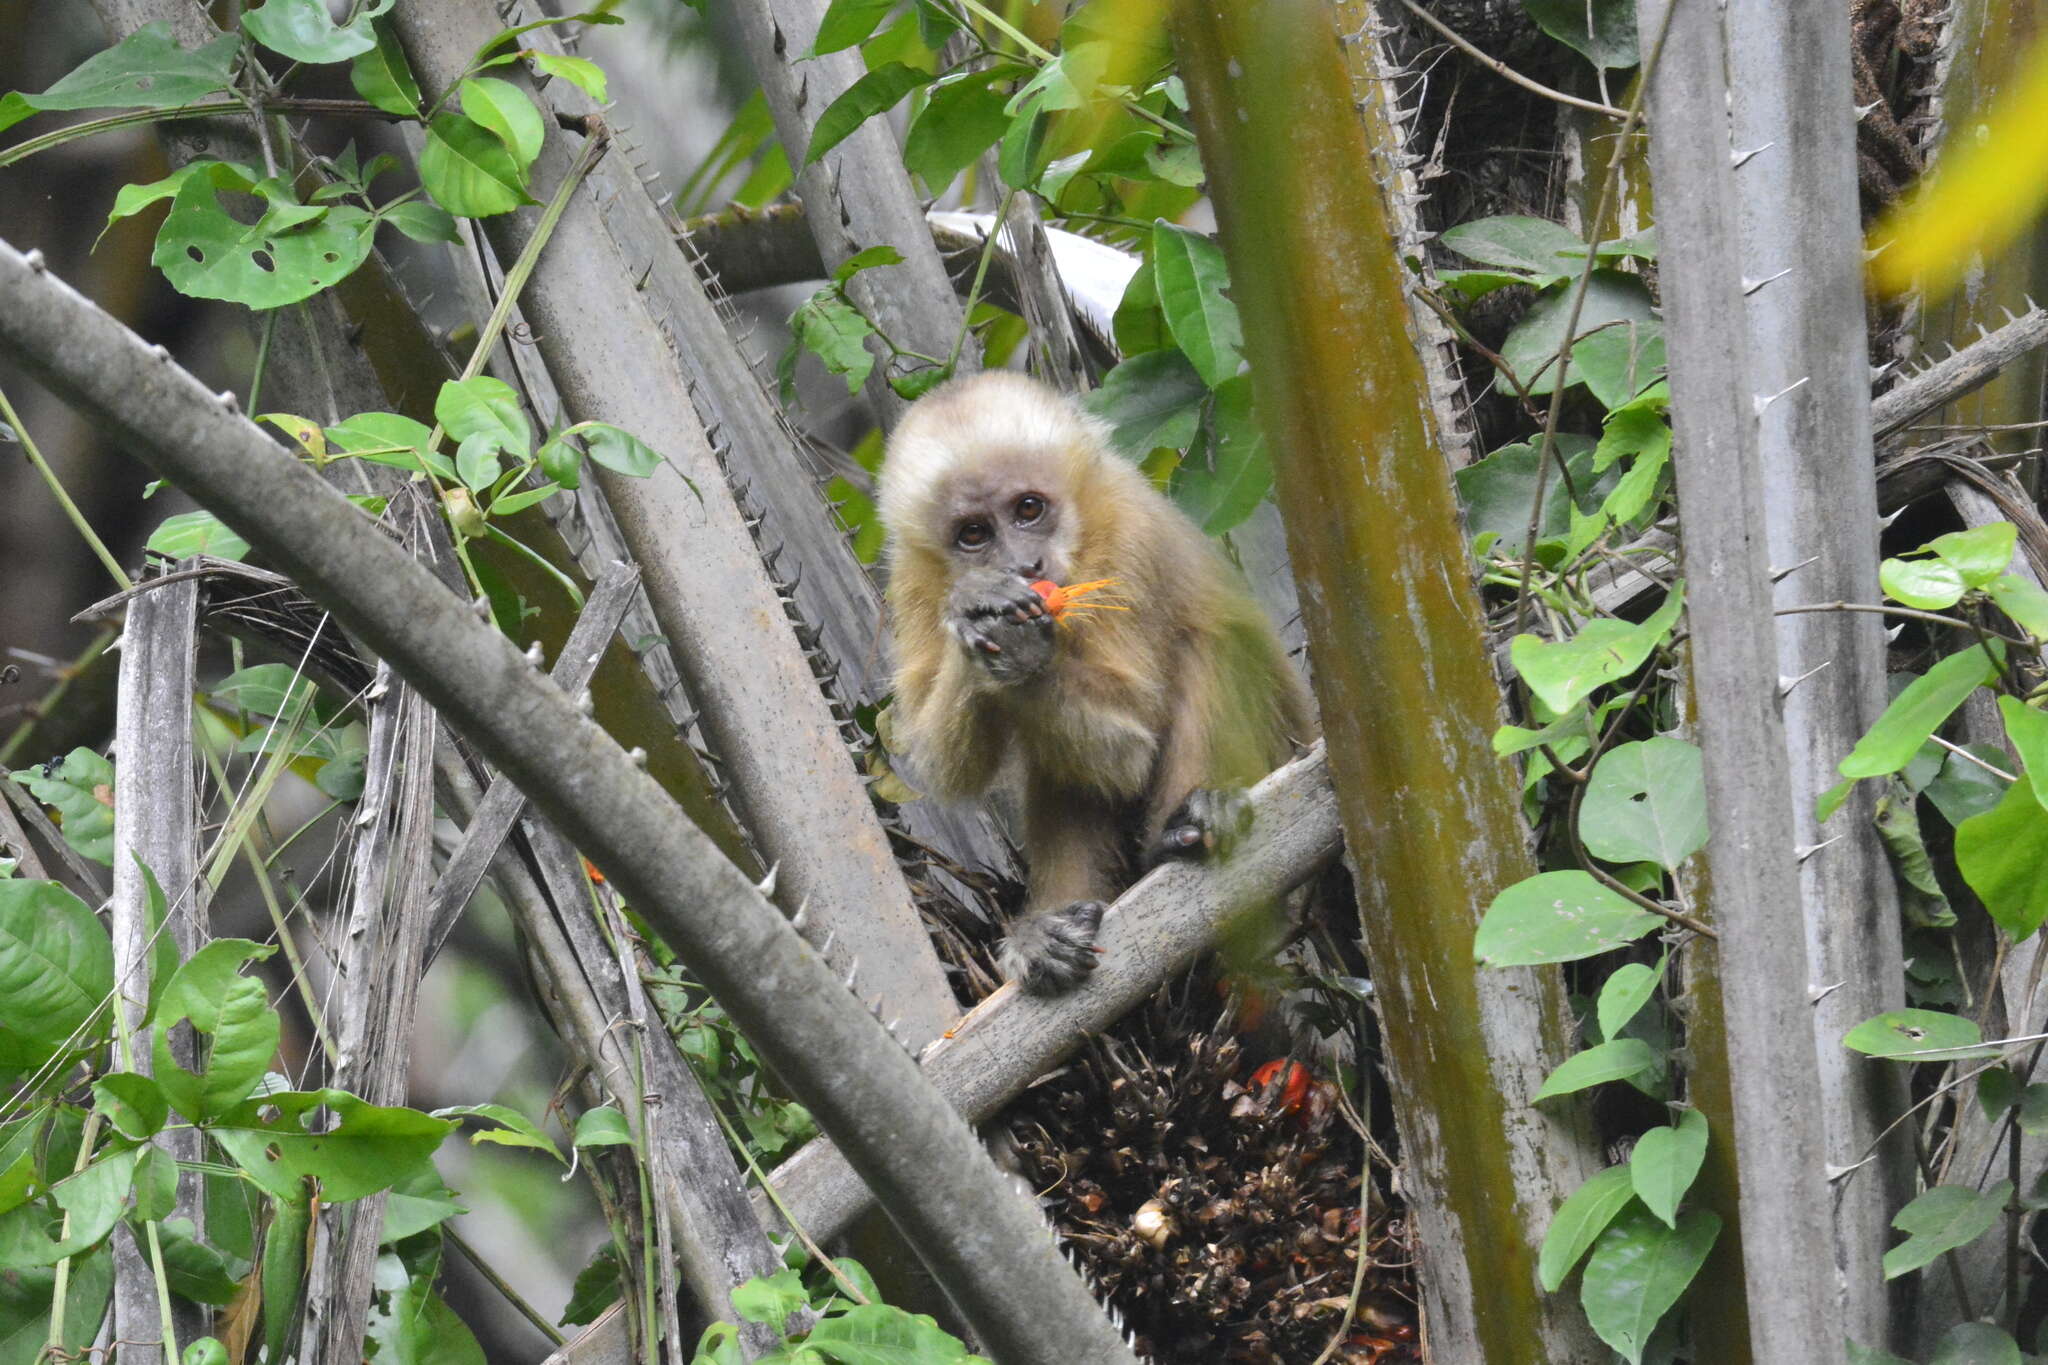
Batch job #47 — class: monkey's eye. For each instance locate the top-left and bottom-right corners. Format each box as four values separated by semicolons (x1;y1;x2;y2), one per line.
1013;493;1047;525
955;521;993;550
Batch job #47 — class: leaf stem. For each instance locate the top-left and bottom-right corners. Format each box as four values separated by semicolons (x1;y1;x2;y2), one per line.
949;188;1016;373
0;97;400;170
0;382;132;589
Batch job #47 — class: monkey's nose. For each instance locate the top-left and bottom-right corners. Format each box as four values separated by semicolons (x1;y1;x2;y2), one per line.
1015;559;1043;579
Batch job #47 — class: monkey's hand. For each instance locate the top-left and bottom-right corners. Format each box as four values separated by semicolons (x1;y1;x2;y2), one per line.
999;901;1105;995
1151;788;1255;866
946;566;1055;683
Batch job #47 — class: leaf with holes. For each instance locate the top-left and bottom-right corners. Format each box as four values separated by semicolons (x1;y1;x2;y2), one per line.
151;940;280;1121
10;749;116;866
1843;1008;1999;1062
242;0;394;63
419;112;534;218
1581;738;1707;871
153;164;374;308
0;23;239;135
212;1089;452;1203
1474;870;1662;966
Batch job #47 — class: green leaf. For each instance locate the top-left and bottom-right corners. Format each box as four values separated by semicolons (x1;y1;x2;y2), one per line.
432;1103;564;1162
1883;1182;2009;1279
532;53;608;103
146;509;251;562
996;103;1051;190
730;1268;807;1331
1838;644;2003;779
1436;268;1542;302
790;289;878;395
1004;41;1112;116
1509;584;1684;714
154;163;375;308
260;1188;309;1363
380;200;459;245
806;0;901;55
151;939;280;1121
1151;222;1244;388
0;1148;140;1270
1112;250;1168;355
1843;1008;2000;1062
459;77;544;171
903;67;1019;192
1538;1165;1636;1292
832;243;904;285
1880;555;1967;610
0;1241;111;1361
537;434;584;490
573;1106;632;1149
454;433;502;492
1999;695;2048;814
156;1218;242;1306
1848;1346;1919;1365
2019;1084;2048;1137
213;1089;452;1203
1534;1039;1656;1101
1580;738;1707;871
1580;1205;1719;1365
0;24;238;134
1172;375;1269;535
436;376;530;460
561;1247;621;1326
364;1260;486;1365
1932;522;2018;588
325;412;453;481
1453;435;1599;557
1474;871;1662;967
1629;1109;1707;1228
0;879;113;1069
1930;1322;2022;1365
1955;769;2048;940
1876;778;1957;929
1987;573;2048;640
803;62;932;167
1597;959;1663;1040
243;0;395;64
381;1168;464;1242
1979;1066;2021;1121
1082;349;1207;457
489;482;563;517
580;424;662;479
419;112;534;218
1438;215;1584;276
349;21;421;116
1500;269;1655;396
93;1073;170;1141
210;663;315;721
1524;0;1640;69
805;1301;986;1362
1572;320;1664;411
103;161;247;243
132;1144;178;1222
10;750;116;866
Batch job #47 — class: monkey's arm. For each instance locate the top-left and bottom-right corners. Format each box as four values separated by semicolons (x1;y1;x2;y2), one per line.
896;649;1012;799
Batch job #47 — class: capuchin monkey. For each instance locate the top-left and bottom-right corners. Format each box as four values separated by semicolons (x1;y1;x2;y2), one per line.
878;372;1315;995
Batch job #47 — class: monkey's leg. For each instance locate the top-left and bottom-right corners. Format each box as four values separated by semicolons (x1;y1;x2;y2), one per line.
1141;663;1256;865
1001;788;1126;995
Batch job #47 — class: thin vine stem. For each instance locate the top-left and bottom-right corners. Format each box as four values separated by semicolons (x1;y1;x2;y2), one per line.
0;97;397;170
1394;0;1627;119
0;382;132;590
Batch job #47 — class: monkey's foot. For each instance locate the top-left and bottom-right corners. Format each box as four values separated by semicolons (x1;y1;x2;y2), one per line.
1151;787;1254;866
999;901;1106;995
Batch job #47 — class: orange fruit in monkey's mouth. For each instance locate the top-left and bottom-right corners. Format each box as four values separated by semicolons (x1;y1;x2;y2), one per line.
1028;577;1127;620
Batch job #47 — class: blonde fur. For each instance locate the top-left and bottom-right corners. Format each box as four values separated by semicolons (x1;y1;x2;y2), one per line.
880;372;1314;926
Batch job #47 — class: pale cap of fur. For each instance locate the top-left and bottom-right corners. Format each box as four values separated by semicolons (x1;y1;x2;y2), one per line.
878;372;1113;554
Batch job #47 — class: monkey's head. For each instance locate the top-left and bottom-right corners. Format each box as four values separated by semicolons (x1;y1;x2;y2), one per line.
879;372;1114;587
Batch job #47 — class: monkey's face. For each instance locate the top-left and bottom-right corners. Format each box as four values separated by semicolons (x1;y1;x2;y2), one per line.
935;466;1075;585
